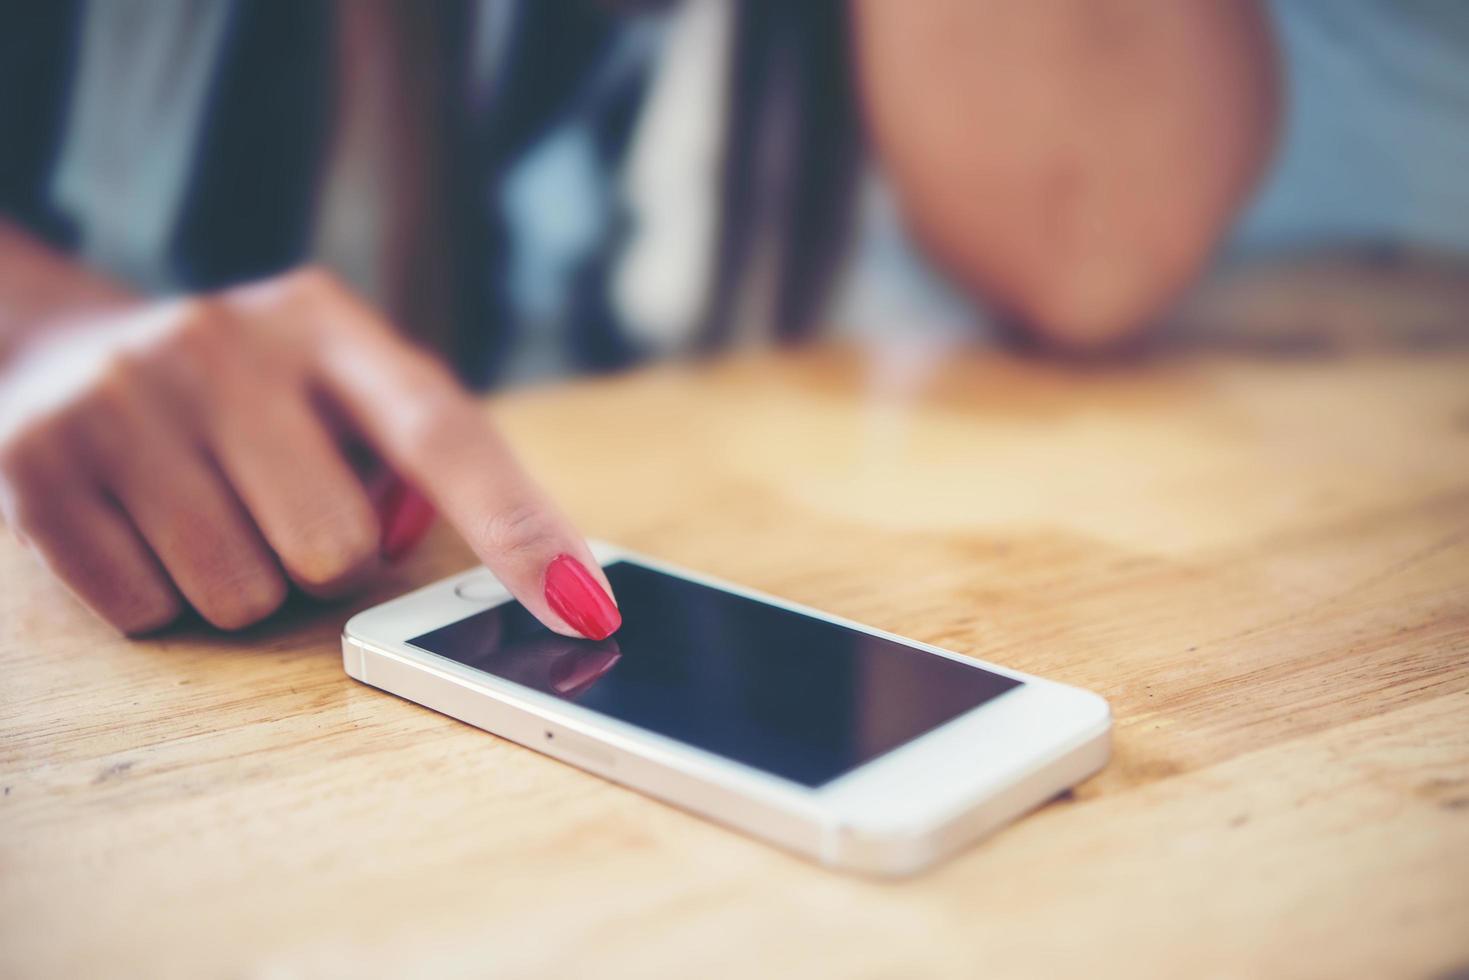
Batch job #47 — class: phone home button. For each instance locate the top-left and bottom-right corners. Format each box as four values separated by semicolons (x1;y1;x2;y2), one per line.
454;573;503;602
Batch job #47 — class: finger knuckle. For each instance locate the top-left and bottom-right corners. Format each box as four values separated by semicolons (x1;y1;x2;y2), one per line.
94;359;162;422
167;295;306;400
277;265;345;310
71;378;144;460
483;500;558;560
160;297;238;366
169;296;226;335
154;296;228;351
62;304;213;413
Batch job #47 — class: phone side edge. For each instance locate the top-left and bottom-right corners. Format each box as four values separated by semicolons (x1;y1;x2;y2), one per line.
341;634;839;869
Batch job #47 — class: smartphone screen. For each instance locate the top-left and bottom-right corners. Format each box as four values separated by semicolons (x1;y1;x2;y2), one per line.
409;560;1021;788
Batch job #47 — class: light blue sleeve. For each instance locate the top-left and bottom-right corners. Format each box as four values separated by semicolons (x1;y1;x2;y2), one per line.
1228;0;1469;256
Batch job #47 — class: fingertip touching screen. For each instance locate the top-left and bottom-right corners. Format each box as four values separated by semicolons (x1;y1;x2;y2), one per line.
409;561;1021;787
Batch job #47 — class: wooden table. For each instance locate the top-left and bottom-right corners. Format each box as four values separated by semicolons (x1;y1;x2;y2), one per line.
3;344;1467;978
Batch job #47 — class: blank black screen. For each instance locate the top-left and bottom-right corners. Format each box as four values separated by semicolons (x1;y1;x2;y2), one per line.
409;561;1021;787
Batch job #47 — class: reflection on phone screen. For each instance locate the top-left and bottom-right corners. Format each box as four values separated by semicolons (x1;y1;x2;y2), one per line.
411;561;1021;787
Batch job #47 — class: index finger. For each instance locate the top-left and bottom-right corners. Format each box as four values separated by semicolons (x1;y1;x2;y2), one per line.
237;273;621;640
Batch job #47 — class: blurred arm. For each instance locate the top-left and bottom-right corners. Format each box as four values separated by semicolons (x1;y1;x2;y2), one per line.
0;220;134;364
853;1;1279;350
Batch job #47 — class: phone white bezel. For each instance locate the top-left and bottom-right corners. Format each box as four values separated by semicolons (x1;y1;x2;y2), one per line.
342;542;1111;874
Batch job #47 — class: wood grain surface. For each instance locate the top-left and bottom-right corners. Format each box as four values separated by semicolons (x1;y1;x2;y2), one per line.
2;344;1467;979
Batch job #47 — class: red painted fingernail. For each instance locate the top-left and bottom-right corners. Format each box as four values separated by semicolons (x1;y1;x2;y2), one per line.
378;481;437;561
549;646;622;696
543;554;621;640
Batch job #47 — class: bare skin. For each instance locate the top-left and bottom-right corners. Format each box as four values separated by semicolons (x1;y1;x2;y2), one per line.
0;226;611;635
853;0;1280;349
1;7;1279;631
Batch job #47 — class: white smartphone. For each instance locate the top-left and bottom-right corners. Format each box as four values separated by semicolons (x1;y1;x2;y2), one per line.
342;542;1110;875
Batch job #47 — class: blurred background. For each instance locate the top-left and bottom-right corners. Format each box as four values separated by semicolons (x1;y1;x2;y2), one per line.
4;0;1467;391
3;9;1467;972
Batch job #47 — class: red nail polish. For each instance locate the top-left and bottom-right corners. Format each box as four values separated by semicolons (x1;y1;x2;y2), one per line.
378;481;436;561
544;554;621;640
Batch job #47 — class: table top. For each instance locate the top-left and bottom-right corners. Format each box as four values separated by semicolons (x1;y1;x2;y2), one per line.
3;343;1467;978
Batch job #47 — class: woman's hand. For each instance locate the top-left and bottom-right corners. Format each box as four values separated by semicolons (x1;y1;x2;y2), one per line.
0;266;619;638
